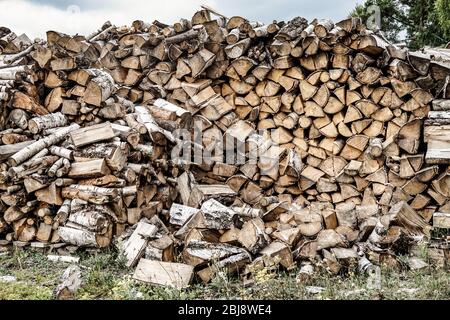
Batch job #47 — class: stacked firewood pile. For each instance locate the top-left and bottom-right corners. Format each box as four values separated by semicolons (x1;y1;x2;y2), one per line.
1;8;450;287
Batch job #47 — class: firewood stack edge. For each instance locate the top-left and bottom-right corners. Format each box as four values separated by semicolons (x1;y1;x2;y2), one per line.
1;8;450;288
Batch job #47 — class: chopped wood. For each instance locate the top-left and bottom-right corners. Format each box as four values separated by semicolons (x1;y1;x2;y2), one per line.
70;123;115;148
0;9;448;288
433;212;450;229
121;221;158;267
54;265;82;300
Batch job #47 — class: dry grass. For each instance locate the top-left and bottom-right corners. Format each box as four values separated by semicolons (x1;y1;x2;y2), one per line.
0;248;448;300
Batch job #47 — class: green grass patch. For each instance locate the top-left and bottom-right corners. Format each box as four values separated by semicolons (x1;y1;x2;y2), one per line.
0;249;449;300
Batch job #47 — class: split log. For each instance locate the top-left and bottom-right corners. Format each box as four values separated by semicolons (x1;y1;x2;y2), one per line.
69;122;115;147
8;124;80;166
135;106;175;144
55;265;82;300
83;69;116;107
68;159;110;179
121;221;158;267
133;259;194;289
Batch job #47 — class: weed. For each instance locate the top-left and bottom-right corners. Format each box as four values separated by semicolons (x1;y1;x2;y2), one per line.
0;249;448;300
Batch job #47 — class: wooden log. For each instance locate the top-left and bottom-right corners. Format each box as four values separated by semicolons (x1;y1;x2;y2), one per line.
183;240;248;266
68;159;110;179
0;65;30;80
238;218;271;254
133;259;194;289
153;98;192;129
432;212;450;229
49;146;73;160
35;183;63;206
135;106;175;144
431;99;450;111
260;241;294;268
11;92;48;116
8;109;29;129
388;201;431;236
83;69;115;107
55;265;82;300
169;203;200;226
197;252;250;283
121;221;158;267
69;122;115;147
58;226;110;248
8;124;80;166
68;210;109;233
225;38;251;59
188;185;236;209
0;140;35;161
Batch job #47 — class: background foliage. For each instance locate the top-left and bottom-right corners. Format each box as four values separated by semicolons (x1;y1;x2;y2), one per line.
351;0;450;49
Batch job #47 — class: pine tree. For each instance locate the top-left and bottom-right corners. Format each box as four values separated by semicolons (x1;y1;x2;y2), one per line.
351;0;449;48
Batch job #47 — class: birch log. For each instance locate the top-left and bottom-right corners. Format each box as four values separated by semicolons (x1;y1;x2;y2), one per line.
8;123;80;166
135;106;175;144
83;69;116;106
28;112;68;134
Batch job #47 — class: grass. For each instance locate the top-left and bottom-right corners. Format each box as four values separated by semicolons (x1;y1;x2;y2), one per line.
0;248;449;300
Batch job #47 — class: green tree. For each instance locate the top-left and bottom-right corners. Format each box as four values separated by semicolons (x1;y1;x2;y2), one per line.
404;0;444;48
351;0;450;48
435;0;450;43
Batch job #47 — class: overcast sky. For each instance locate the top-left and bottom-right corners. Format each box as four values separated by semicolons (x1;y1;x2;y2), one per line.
0;0;364;39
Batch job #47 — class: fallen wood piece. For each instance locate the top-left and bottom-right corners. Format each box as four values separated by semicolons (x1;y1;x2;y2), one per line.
48;255;80;264
54;265;82;300
407;257;428;270
133;259;194;289
358;256;381;289
296;262;314;284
